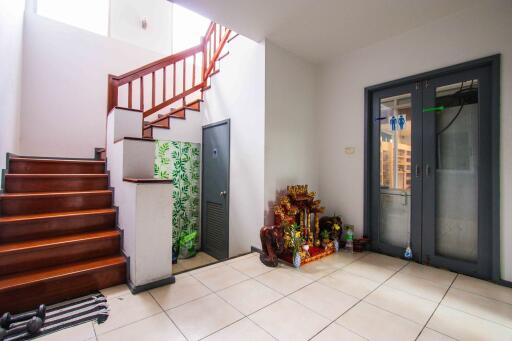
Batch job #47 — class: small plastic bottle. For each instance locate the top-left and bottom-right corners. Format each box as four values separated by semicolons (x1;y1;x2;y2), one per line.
345;228;354;253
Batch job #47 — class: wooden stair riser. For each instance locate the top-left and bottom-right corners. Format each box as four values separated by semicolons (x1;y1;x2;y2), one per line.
149;114;170;128
143;126;153;138
0;234;120;276
0;210;116;244
9;159;105;174
4;175;108;193
0;192;112;216
0;260;126;314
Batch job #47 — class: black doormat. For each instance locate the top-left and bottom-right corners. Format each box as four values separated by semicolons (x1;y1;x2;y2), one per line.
1;293;109;341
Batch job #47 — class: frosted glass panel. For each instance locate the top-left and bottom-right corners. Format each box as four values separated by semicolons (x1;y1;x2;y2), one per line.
435;80;478;262
379;93;412;248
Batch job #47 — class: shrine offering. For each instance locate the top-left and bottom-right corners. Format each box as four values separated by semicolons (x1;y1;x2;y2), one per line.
274;185;336;266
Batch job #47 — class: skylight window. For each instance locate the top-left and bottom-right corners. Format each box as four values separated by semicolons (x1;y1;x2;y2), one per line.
37;0;109;36
172;4;210;53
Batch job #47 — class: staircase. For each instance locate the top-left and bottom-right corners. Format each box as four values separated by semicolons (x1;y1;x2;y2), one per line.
107;22;234;139
0;156;126;313
0;21;235;314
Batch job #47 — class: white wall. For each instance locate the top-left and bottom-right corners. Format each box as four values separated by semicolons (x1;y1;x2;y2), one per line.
20;10;163;159
264;42;319;224
0;0;25;170
202;35;266;257
317;1;512;281
109;0;173;55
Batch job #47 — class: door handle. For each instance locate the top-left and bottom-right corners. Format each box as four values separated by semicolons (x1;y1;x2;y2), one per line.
415;165;421;177
220;191;227;197
426;164;431;177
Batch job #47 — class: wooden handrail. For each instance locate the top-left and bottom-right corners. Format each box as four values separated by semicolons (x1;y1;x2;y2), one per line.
111;44;203;86
203;29;231;80
107;21;232;133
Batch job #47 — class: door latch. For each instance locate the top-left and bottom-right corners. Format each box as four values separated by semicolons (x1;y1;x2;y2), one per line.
219;191;227;197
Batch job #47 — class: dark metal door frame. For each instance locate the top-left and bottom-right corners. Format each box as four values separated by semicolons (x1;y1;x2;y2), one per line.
201;119;231;260
364;55;501;282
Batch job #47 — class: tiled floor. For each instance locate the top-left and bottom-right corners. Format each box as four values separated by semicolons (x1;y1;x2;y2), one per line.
172;251;218;274
38;251;512;341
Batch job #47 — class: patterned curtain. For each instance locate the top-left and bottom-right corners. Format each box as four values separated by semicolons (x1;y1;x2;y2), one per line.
154;141;201;256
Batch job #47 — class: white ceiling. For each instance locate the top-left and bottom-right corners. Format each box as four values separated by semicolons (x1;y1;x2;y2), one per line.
171;0;483;63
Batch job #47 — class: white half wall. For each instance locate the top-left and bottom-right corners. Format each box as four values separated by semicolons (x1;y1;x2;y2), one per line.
106;108;173;287
317;1;512;280
0;0;25;170
202;35;265;257
20;10;163;159
264;42;319;224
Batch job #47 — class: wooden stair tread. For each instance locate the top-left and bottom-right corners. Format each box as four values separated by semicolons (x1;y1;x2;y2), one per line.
0;255;125;291
0;190;112;199
0;230;120;254
5;174;107;178
144;99;203;129
0;208;115;224
10;157;105;164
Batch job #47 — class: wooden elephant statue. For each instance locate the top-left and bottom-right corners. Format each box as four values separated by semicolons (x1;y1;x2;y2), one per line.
259;225;284;267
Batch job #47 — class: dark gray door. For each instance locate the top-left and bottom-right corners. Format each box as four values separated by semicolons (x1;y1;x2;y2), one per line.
422;67;492;279
202;120;230;260
370;83;423;261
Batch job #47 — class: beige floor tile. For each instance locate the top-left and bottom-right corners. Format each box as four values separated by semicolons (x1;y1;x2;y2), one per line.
417;328;456;341
255;267;313;295
364;286;438;325
167;294;243;341
310;323;367;341
441;288;512;328
192;264;249;291
100;284;131;299
217;279;282;315
385;272;448;302
399;263;456;288
289;282;359;320
427;305;512;340
97;312;185;341
174;251;218;274
228;255;275;277
149;275;211;310
336;302;423;341
175;271;191;278
37;322;95;341
360;252;408;271
319;251;366;269
224;252;259;264
452;274;512;305
188;261;225;275
343;260;396;283
319;269;380;299
93;292;161;335
250;298;330;341
295;260;338;281
203;318;275;341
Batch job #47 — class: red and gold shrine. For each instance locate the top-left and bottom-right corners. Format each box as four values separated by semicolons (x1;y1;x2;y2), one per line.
274;185;335;266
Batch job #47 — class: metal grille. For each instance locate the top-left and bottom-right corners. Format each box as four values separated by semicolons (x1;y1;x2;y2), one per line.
206;201;225;258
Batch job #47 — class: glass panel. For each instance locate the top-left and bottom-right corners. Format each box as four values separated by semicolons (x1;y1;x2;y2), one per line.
435;80;479;262
379;93;412;248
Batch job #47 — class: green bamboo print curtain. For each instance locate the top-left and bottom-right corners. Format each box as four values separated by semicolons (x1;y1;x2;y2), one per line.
154;141;201;256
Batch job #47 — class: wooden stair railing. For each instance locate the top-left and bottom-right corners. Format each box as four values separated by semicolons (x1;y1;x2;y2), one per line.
107;22;232;127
